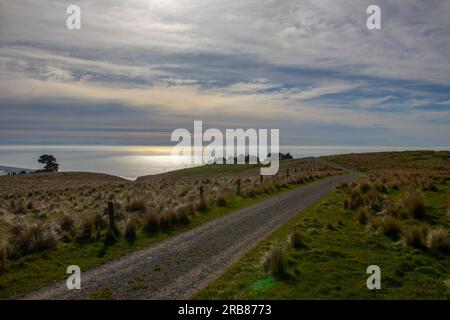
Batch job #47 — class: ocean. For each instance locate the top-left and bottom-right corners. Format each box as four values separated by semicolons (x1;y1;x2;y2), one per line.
0;145;448;180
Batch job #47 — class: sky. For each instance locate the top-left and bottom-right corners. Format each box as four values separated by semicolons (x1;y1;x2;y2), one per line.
0;0;449;148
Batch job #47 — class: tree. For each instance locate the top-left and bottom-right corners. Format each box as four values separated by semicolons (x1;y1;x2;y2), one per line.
38;154;59;172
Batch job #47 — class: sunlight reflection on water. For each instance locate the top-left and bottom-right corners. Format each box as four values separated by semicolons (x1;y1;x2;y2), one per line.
0;145;448;180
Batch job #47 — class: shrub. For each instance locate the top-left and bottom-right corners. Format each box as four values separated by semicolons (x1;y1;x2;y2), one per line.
262;242;288;278
125;217;137;242
427;228;449;253
143;211;159;233
403;191;426;219
357;209;369;225
288;230;307;249
404;226;425;249
381;216;402;239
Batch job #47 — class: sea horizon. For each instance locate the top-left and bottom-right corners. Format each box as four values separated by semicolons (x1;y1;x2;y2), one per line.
1;145;449;180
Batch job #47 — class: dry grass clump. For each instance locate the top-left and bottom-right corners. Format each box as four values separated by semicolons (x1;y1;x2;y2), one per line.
10;223;57;257
0;240;7;270
126;198;147;213
262;242;288;278
384;202;409;219
76;217;95;243
402;190;426;219
158;209;174;231
288;230;307;249
404;226;425;249
195;195;209;212
10;200;26;215
357;208;369;225
381;216;402;239
125;217;137;242
59;214;75;232
344;189;363;210
427;228;449;253
174;205;190;226
143;210;159;233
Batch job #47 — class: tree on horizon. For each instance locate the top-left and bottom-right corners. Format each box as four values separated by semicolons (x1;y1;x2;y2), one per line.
38;154;59;172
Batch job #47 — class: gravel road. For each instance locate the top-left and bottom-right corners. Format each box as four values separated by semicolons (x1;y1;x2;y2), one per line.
24;172;358;300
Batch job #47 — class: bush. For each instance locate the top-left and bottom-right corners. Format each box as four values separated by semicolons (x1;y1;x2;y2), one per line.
262;242;288;278
404;226;425;249
143;211;159;233
403;191;426;219
427;228;449;253
288;230;307;249
381;216;402;239
125;217;137;241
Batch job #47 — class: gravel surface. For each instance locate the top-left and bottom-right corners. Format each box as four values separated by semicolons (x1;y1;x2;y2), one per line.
24;172;358;300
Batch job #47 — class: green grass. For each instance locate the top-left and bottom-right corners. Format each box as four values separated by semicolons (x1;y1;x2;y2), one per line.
0;175;333;299
195;183;450;300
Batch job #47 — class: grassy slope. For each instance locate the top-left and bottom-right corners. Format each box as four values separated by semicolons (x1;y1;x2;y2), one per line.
0;171;331;299
195;153;450;300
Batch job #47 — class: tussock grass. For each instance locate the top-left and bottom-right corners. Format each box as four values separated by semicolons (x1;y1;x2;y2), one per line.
125;217;137;242
357;208;369;225
427;228;449;253
0;240;7;270
403;191;426;219
76;217;95;243
143;210;159;233
59;214;75;232
262;242;288;278
10;223;57;257
381;216;402;239
126;198;147;213
404;226;425;249
288;230;307;249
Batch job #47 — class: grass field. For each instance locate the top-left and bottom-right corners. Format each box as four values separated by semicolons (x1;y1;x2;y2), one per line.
0;158;341;298
195;151;450;299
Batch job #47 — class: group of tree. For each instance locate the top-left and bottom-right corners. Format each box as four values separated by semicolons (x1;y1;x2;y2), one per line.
212;152;294;165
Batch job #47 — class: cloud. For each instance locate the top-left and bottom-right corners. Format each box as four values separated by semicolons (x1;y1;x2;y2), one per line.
0;0;449;147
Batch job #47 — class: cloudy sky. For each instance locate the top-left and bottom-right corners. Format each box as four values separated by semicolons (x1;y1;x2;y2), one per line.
0;0;449;147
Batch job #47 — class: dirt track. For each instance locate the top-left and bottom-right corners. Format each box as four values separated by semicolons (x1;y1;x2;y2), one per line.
24;172;358;300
